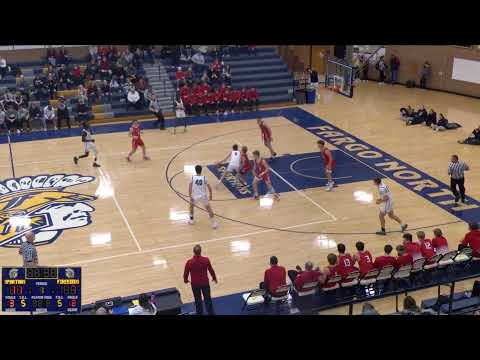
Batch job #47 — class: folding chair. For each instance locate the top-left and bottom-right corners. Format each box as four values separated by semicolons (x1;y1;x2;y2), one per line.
270;284;291;314
393;264;412;279
376;265;395;281
360;268;380;286
242;289;266;311
438;250;458;268
341;270;360;288
294;281;319;297
423;254;442;270
411;258;426;273
454;247;473;265
322;275;342;292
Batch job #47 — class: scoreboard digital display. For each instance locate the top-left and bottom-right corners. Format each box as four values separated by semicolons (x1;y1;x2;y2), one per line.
2;267;81;313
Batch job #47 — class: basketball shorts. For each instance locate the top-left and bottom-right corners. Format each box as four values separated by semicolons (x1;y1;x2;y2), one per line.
379;199;394;214
132;138;145;150
176;109;186;118
84;142;98;155
192;194;209;207
227;163;240;173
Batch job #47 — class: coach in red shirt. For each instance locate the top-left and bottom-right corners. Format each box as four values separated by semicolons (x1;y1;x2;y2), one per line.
260;256;286;299
461;222;480;257
288;261;322;292
184;245;217;315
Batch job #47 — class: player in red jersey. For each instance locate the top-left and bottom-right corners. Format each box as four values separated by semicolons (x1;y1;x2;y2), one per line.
239;145;251;186
402;233;423;261
395;244;413;269
373;244;396;269
252;150;279;201
126;120;150;162
322;253;340;289
336;243;357;279
432;228;449;255
257;118;277;158
417;231;435;260
317;140;336;191
352;241;373;276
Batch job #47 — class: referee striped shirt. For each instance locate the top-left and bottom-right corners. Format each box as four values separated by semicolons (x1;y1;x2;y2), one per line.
19;241;38;265
448;161;469;179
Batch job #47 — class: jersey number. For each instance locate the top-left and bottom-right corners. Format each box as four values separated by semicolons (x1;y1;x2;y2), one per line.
195;180;203;186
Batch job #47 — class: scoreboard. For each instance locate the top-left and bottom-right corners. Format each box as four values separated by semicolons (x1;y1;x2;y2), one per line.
2;267;81;313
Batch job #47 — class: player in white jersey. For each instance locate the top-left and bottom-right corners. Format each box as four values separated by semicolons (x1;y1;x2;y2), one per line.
73;122;100;167
215;144;242;187
373;178;407;235
189;165;218;229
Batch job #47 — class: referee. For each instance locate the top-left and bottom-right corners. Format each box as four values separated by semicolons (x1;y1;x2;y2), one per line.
18;231;38;267
448;154;470;204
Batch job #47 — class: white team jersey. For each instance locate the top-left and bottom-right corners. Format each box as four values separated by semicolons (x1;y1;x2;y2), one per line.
378;182;392;201
191;175;208;198
83;128;93;142
229;150;241;167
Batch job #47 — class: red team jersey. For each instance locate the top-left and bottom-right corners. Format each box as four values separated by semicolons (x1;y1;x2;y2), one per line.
323;264;340;289
373;255;396;269
404;242;423;261
337;253;356;279
259;123;272;143
131;124;144;149
356;250;373;275
240;152;251;175
420;239;436;260
432;236;449;251
254;158;270;183
321;148;336;170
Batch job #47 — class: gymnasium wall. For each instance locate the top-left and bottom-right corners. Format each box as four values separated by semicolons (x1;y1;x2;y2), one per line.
278;46;334;74
385;45;480;98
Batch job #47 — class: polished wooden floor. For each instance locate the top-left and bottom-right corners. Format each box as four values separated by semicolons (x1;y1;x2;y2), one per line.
1;81;479;315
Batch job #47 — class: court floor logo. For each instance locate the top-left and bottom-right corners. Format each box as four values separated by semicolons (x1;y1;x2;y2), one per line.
0;174;97;248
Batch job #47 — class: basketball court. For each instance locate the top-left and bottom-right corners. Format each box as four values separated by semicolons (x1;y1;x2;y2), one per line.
1;82;479;314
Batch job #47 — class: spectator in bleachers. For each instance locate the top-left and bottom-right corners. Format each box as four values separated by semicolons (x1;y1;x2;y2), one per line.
432;228;449;255
337;243;357;279
288;261;323;291
56;46;69;65
17;104;31;133
109;76;121;95
100;80;111;103
206;91;216;116
247;87;259;111
373;244;396;269
417;231;435;260
222;65;232;86
112;62;126;84
14;92;24;110
99;56;111;80
4;89;16;108
458;125;480;145
149;95;165;130
221;87;232;115
86;59;99;81
395;245;413;268
191;51;206;74
231;88;242;114
86;80;99;105
42;104;57;131
56;97;70;129
5;106;17;133
126;87;141;111
70;65;83;87
75;97;89;123
322;253;340;289
240;88;249;111
460;222;480;257
259;256;287;302
0;108;6;133
78;84;88;103
46;46;56;66
46;73;57;100
402;233;422;261
29;102;43;127
0;56;7;79
353;241;374;276
88;45;98;62
128;293;157;316
57;64;68;90
175;67;186;87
